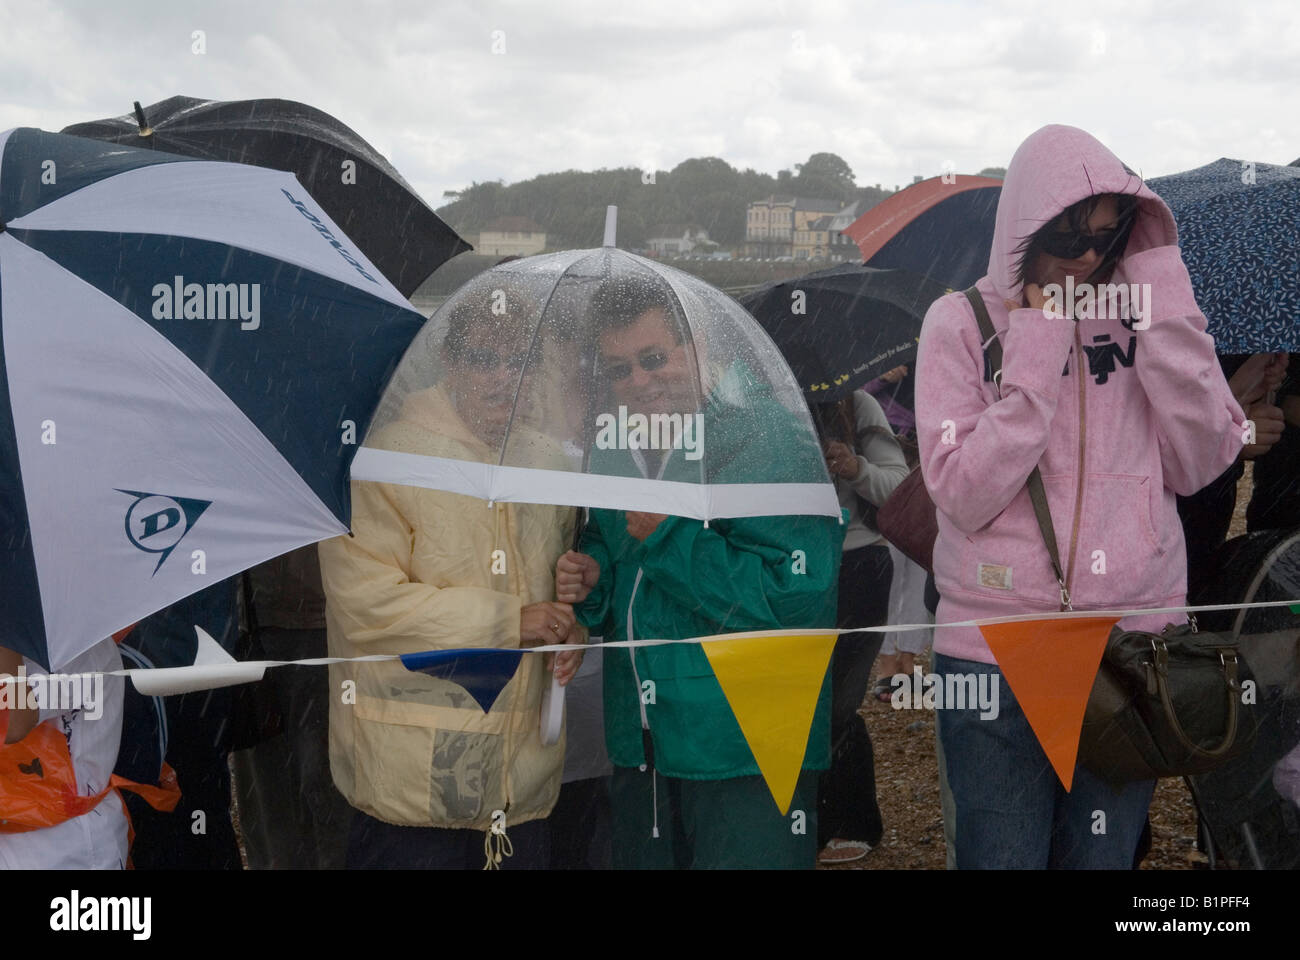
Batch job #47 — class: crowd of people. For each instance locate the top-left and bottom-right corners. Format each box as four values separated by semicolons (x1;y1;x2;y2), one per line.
4;123;1300;870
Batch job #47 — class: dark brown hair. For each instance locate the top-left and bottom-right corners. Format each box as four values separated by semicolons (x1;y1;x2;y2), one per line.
589;273;686;344
1013;192;1140;292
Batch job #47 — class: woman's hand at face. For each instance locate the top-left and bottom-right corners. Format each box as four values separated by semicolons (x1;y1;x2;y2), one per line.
1004;283;1056;316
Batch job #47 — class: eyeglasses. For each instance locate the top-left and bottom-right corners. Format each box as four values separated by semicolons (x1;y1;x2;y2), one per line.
1038;213;1136;261
460;348;530;371
604;351;669;382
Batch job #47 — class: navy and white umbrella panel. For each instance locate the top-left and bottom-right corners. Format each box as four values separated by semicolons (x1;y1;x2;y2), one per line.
0;128;424;669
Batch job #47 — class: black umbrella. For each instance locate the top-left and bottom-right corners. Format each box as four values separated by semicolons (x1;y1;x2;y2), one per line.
736;263;951;404
62;96;471;297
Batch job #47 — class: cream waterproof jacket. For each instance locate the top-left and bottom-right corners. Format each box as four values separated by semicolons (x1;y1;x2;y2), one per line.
319;385;580;830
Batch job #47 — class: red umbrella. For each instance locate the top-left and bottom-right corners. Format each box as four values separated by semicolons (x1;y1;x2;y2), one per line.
843;175;1001;290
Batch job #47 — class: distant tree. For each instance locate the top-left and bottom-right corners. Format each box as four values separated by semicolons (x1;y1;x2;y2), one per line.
793;152;858;204
666;158;746;243
669;157;736;191
795;152;856;180
977;166;1007;178
855;184;892;210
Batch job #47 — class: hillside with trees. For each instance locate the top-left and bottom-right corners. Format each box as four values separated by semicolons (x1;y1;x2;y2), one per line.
436;152;905;251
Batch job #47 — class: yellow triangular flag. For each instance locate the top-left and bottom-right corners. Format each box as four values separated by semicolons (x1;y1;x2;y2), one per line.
701;630;839;815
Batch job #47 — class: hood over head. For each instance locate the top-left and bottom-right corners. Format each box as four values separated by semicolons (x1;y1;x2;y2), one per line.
988;124;1179;302
382;384;493;458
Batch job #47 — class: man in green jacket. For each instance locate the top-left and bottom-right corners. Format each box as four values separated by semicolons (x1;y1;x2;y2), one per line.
556;275;844;869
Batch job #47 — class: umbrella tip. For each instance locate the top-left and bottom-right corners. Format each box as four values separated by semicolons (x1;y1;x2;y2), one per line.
133;101;152;137
602;205;618;247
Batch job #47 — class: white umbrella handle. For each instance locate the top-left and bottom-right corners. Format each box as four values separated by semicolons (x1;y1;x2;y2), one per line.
539;673;565;745
603;205;618;247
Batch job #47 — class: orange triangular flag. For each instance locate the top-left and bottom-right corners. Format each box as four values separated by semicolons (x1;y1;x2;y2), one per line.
701;630;838;815
979;617;1118;791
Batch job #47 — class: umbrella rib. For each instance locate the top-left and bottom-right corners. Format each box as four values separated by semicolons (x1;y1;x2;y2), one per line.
496;250;588;470
651;261;709;491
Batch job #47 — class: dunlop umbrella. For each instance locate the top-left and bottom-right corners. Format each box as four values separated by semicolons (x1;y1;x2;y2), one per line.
0;128;424;668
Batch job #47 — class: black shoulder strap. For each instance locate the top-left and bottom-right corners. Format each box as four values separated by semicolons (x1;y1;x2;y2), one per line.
965;286;1004;388
962;287;1071;609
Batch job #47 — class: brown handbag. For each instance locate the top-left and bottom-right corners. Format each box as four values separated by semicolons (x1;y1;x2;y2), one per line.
1077;622;1257;783
875;466;938;571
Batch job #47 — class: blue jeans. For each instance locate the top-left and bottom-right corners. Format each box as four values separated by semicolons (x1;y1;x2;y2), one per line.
934;653;1154;869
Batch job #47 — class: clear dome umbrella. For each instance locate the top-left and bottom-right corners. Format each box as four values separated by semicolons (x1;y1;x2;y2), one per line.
350;209;840;523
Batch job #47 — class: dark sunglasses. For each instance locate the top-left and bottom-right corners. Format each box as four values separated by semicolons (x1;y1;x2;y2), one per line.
1038;213;1136;261
604;351;669;382
461;348;530;371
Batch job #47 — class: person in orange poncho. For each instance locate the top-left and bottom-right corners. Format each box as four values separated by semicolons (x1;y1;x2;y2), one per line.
1;639;131;868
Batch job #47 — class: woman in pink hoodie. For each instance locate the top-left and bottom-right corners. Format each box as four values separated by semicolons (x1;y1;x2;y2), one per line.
915;125;1248;868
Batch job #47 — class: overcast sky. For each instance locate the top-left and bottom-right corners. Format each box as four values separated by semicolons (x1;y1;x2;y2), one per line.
3;0;1297;209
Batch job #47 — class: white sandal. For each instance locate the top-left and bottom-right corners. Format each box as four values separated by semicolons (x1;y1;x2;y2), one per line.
818;838;872;864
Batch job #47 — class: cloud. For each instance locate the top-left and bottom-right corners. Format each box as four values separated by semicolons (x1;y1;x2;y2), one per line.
1;0;1296;209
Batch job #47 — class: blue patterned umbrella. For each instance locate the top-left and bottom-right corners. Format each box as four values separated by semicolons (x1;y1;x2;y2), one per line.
1149;159;1300;352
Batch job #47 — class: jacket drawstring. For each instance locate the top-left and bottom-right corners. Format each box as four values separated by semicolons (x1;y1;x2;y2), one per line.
484;813;514;870
642;729;660;840
651;767;660;839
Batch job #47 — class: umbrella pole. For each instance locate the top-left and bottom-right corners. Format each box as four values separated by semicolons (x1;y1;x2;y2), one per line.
571;231;621;552
132;101;153;137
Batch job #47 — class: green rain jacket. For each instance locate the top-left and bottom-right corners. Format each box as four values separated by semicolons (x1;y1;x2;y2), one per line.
576;386;845;780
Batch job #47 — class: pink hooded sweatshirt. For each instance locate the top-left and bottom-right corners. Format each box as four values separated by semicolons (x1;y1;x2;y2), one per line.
916;124;1247;664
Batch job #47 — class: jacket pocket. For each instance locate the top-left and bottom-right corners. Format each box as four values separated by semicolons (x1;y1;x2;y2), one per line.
956;475;1074;605
352;695;507;826
1071;473;1166;606
349;711;437;825
648;674;757;776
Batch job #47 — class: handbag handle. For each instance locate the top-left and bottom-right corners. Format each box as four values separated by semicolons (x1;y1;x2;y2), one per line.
962;288;1072;609
1152;639;1242;758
